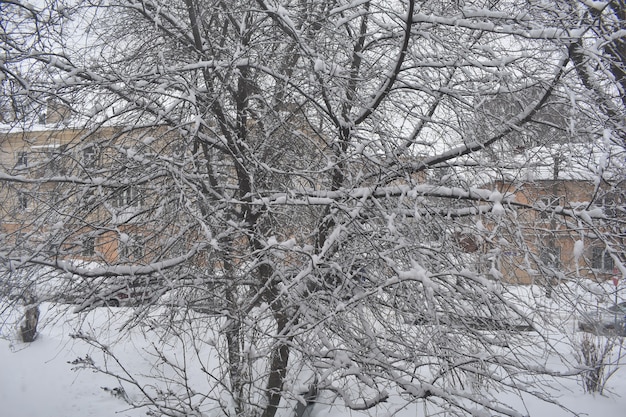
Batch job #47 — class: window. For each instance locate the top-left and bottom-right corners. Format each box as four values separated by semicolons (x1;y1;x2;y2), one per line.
82;237;96;257
600;192;623;218
171;141;186;157
45;146;67;174
592;247;614;272
17;192;28;211
120;235;144;261
113;186;141;208
539;196;560;219
30;144;68;174
81;144;98;165
16;151;28;167
540;246;561;268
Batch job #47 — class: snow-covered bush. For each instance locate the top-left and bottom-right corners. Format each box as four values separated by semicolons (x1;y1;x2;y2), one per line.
577;334;622;395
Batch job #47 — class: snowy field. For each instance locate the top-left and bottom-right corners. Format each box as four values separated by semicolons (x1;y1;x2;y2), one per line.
2;286;626;417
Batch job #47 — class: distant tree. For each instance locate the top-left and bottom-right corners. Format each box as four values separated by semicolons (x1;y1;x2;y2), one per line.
1;1;624;417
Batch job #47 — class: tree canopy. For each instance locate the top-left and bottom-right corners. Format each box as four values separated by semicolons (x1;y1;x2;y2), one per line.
1;1;625;416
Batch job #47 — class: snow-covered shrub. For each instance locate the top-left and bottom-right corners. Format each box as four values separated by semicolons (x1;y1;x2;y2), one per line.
578;334;619;395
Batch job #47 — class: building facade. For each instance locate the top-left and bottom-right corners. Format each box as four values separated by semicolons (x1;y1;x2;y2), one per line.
483;179;624;285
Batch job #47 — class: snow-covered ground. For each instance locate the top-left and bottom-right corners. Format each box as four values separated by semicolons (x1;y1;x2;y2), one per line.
0;305;146;417
1;292;626;417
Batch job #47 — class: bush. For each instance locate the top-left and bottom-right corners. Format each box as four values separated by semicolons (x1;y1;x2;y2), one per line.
578;334;618;395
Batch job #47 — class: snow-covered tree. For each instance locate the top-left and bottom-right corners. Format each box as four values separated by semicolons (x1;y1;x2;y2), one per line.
1;1;624;416
564;0;625;272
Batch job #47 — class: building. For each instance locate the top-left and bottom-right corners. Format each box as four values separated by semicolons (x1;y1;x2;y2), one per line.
479;177;624;285
0;120;191;265
1;108;623;286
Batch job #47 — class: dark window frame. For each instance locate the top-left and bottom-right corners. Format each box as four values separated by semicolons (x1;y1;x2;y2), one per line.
540;246;561;268
539;196;561;219
16;151;28;167
17;192;29;211
120;235;145;261
592;247;614;272
82;236;96;257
